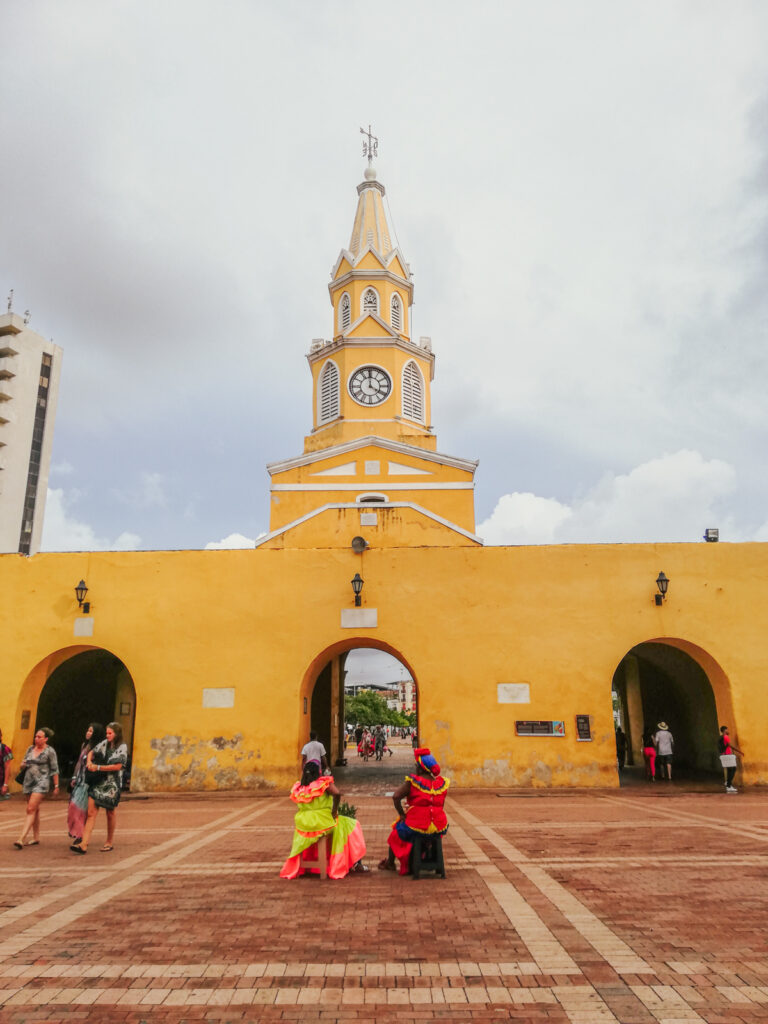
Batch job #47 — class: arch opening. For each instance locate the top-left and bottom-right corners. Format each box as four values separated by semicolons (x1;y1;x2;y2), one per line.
299;639;419;780
611;639;734;782
26;648;137;782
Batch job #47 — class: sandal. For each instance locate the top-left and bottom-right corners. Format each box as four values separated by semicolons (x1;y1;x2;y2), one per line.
70;844;87;854
13;841;23;850
377;858;395;871
100;845;114;853
25;840;39;847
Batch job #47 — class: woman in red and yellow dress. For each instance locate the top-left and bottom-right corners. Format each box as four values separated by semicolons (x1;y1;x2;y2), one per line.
280;762;367;879
378;746;449;874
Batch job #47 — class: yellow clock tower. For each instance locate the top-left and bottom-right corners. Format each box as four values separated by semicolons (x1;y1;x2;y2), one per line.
263;135;480;549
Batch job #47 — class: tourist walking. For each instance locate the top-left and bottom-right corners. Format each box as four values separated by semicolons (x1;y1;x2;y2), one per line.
67;723;105;844
300;730;328;772
280;762;367;878
13;728;59;849
654;722;674;780
0;726;12;799
71;722;128;854
718;725;742;793
642;725;656;781
615;726;627;772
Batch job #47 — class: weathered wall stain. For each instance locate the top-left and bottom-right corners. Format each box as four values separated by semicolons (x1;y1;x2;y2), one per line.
137;733;276;791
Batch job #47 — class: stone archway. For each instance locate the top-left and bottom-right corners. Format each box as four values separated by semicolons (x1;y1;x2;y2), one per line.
299;638;419;769
16;646;137;782
612;638;735;778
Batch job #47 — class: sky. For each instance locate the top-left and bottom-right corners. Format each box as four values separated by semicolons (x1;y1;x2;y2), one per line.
2;1;768;554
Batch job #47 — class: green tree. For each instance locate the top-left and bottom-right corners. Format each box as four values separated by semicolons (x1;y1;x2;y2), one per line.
344;690;409;728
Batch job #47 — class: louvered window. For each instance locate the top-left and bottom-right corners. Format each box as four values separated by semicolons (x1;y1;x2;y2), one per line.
391;294;402;331
340;293;351;332
401;360;424;422
318;361;340;423
363;288;378;315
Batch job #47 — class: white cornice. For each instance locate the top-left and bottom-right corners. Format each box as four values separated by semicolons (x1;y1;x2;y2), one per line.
272;482;473;491
267;435;479;476
254;501;483;548
329;267;413;302
306;337;435;379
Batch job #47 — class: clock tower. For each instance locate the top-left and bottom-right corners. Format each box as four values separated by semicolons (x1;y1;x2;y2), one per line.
263;135;480;548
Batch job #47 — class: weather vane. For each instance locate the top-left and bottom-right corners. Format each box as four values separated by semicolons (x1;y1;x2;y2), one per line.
7;289;13;313
360;124;378;167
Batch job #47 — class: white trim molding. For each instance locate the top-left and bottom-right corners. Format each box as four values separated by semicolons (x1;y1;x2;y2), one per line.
267;435;478;476
271;482;474;491
254;501;483;548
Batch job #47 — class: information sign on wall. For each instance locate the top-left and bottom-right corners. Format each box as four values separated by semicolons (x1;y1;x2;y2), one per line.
575;715;593;741
515;720;565;737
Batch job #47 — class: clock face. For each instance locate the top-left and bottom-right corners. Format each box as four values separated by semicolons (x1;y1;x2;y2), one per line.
348;365;392;406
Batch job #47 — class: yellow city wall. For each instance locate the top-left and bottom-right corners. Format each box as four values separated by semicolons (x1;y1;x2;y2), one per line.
1;541;767;792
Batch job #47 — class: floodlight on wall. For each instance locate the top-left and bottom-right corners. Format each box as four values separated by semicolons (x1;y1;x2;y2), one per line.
74;579;90;614
654;571;669;607
351;535;368;553
351;573;364;607
704;528;719;543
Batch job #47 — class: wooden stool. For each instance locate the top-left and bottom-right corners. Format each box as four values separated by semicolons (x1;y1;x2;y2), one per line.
304;834;332;878
410;833;446;879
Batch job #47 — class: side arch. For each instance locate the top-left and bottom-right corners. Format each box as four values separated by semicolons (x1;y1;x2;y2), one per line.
13;645;137;783
611;636;736;777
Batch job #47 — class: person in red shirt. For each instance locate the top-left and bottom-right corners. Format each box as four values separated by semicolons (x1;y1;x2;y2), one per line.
719;725;743;793
378;746;449;874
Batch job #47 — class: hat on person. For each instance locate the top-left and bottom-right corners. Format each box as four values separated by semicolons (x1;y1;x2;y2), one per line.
657;722;668;730
414;746;440;776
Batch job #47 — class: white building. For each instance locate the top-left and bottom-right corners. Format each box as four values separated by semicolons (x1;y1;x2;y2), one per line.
0;311;62;555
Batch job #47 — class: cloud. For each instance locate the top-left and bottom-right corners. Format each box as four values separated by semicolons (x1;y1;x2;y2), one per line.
478;450;737;545
111;472;168;510
50;460;74;476
204;533;256;550
41;489;141;551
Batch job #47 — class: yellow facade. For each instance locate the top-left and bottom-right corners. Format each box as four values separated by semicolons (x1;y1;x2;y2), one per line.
2;160;766;795
1;543;767;792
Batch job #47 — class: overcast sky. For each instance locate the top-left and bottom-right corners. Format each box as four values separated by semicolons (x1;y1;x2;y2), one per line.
3;1;767;553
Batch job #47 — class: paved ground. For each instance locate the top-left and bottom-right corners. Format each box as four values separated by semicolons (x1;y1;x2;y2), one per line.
1;743;768;1023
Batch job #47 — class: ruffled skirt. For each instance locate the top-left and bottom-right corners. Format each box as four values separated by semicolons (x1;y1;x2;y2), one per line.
280;815;366;879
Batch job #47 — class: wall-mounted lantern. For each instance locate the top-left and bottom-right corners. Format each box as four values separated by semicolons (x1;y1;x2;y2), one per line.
351;573;364;607
75;579;90;614
654;571;669;606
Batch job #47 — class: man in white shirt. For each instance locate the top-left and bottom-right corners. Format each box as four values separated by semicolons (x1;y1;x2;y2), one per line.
301;731;328;773
653;722;674;780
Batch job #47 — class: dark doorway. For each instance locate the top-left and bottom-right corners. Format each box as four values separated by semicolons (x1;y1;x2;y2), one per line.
613;642;720;778
35;650;136;780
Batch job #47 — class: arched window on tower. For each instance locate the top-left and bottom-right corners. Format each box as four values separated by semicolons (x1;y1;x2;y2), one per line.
401;360;425;423
339;293;351;332
362;288;378;316
391;293;402;332
318;360;340;424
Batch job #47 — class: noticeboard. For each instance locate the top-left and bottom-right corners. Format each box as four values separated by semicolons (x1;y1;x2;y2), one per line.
515;720;565;737
575;714;593;741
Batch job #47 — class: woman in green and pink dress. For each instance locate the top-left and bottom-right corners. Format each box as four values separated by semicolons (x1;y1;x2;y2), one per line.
280;762;367;879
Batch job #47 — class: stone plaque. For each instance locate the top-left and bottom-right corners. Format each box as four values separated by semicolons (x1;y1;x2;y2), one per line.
497;683;530;704
202;687;235;708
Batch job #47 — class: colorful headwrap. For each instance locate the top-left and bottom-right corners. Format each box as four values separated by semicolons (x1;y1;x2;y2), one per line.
414;746;440;776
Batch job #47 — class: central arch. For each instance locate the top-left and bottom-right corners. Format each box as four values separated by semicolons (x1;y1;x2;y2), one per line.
299;638;419;768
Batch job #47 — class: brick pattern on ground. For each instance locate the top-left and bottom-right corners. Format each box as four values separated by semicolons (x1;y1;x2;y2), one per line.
1;758;768;1023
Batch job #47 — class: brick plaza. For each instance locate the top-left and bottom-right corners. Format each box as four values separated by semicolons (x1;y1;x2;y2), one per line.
2;752;768;1023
